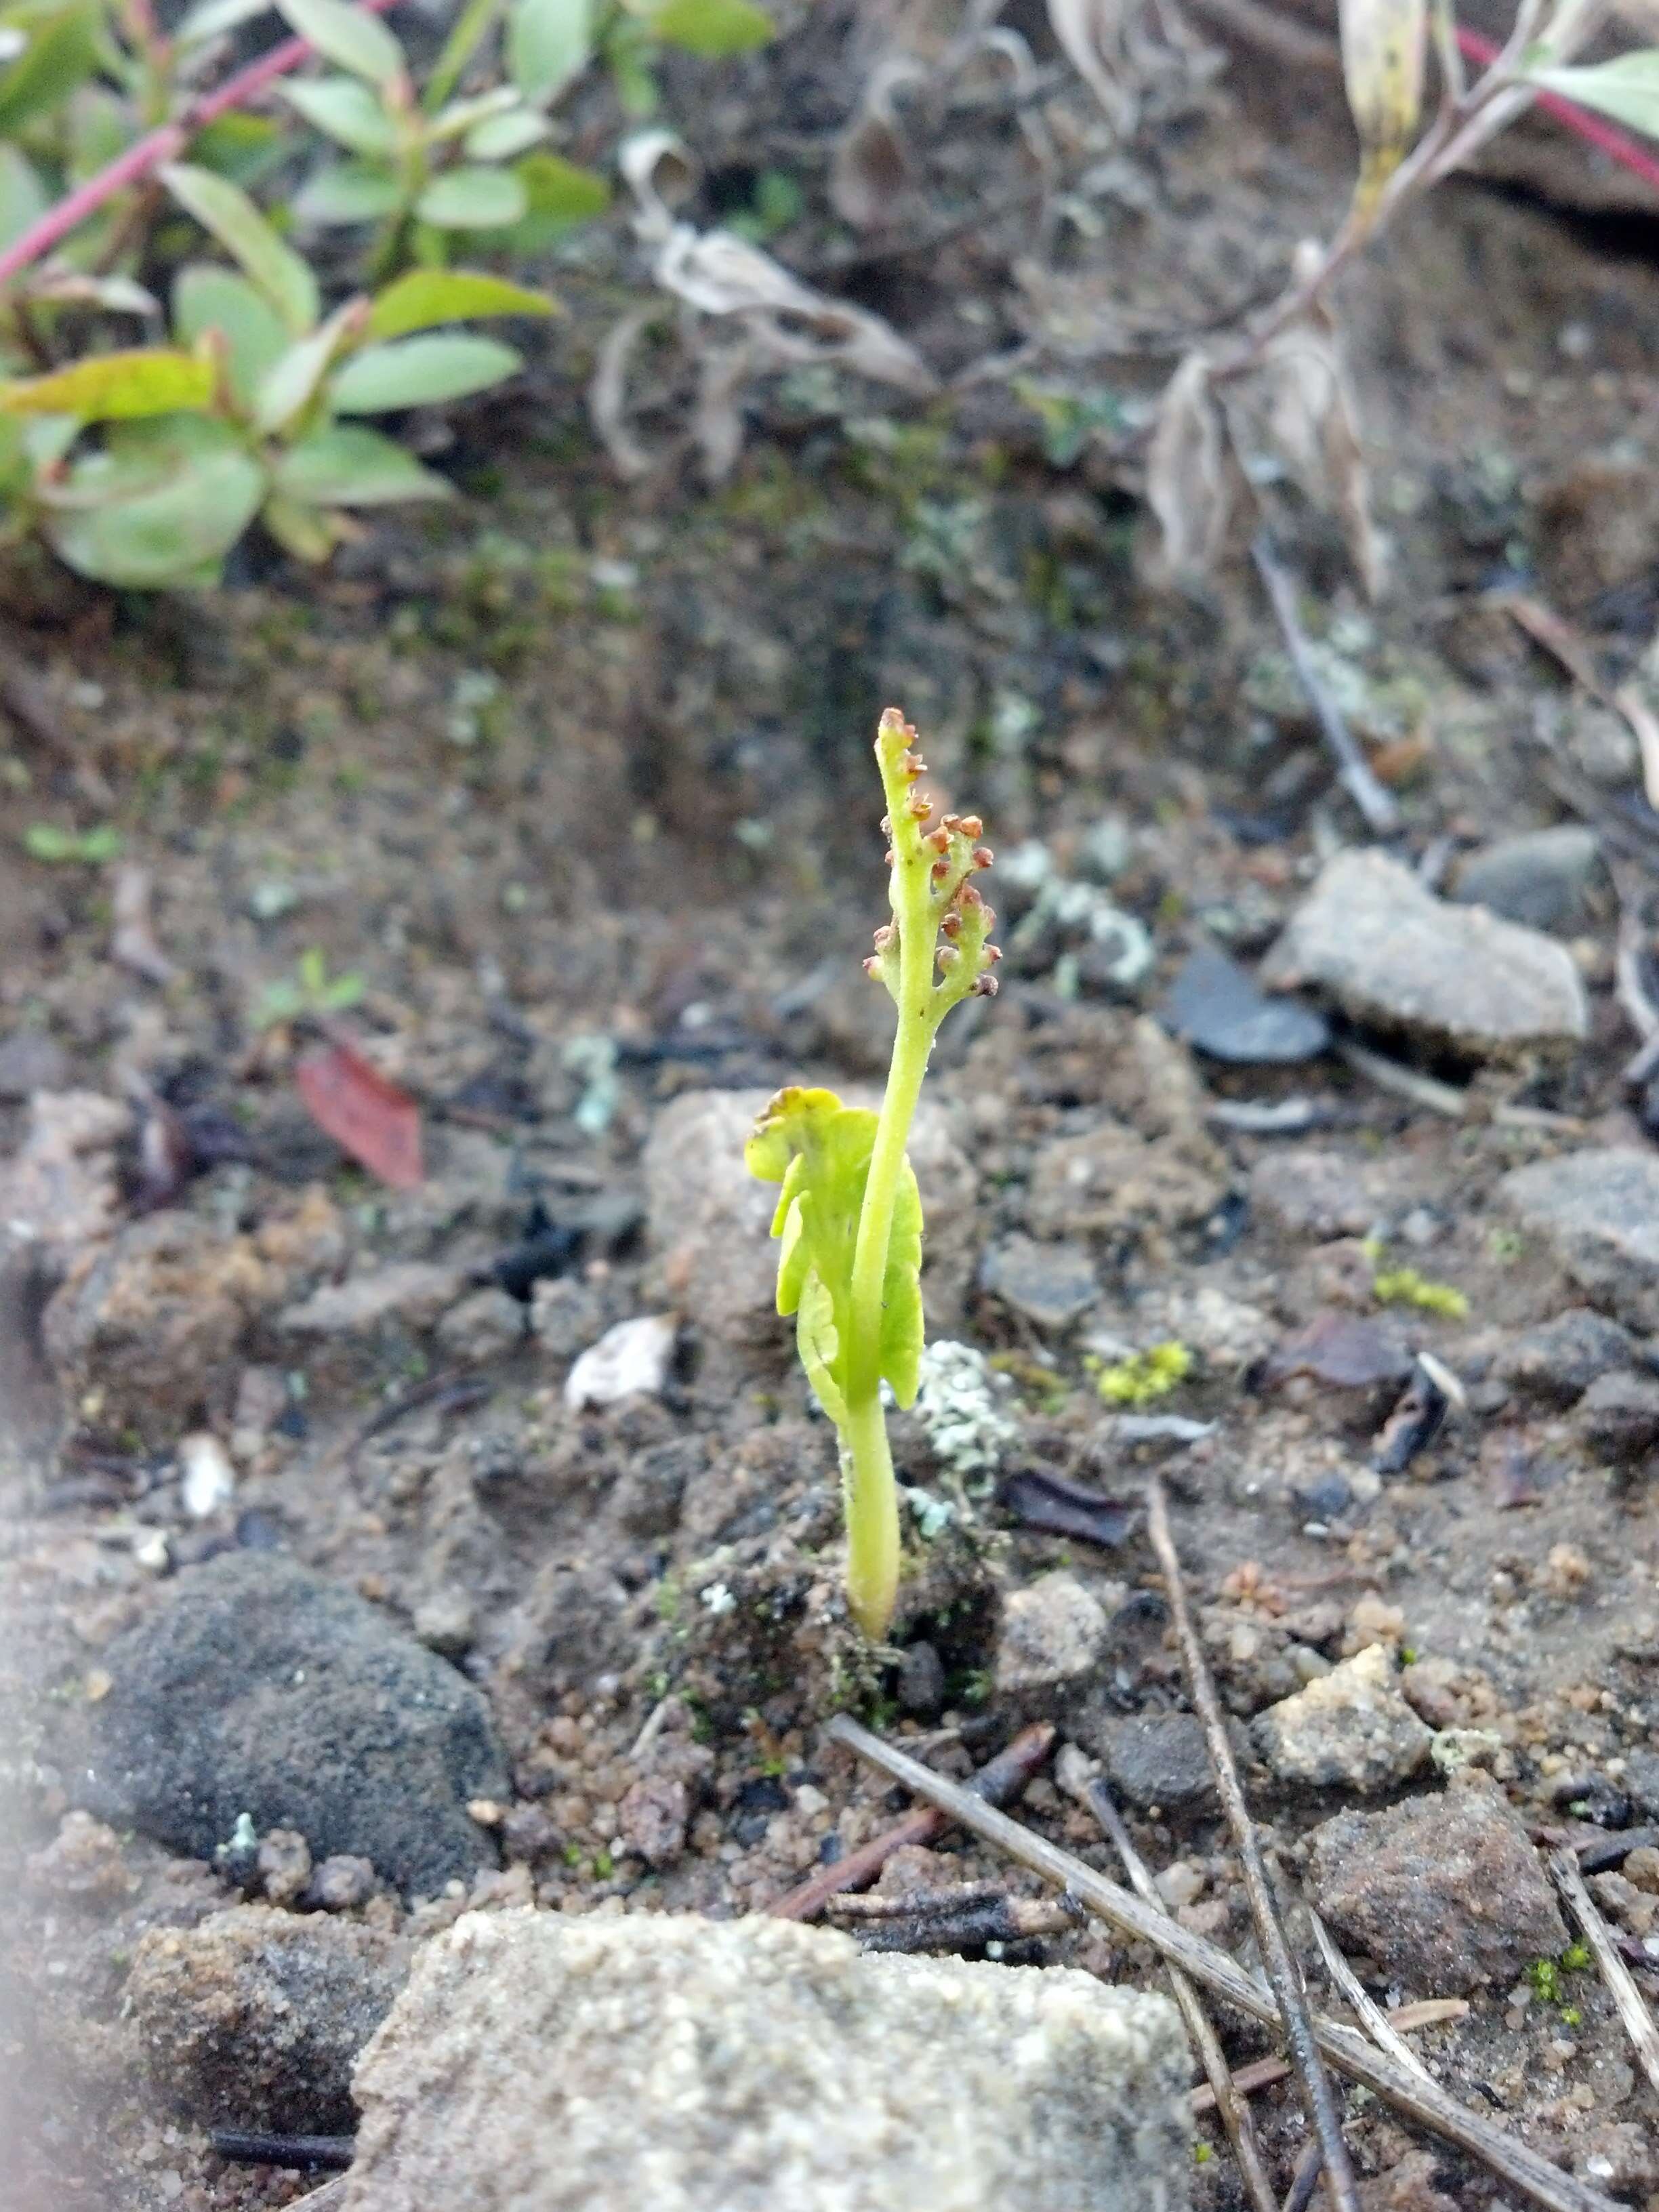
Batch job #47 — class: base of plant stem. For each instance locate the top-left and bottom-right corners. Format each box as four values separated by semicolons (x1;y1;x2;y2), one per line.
838;1412;900;1643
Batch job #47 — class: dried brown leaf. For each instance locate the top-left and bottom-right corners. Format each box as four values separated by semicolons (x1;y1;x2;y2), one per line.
830;56;925;231
1147;348;1231;579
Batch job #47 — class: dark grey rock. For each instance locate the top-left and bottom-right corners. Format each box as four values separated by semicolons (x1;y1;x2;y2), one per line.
1622;1748;1659;1820
1502;1150;1659;1330
979;1235;1099;1331
123;1903;410;2132
79;1551;508;1898
1162;946;1330;1065
1304;1771;1569;1993
897;1640;947;1719
1451;826;1603;933
1578;1370;1659;1465
1091;1712;1216;1814
1261;849;1588;1058
1494;1307;1637;1406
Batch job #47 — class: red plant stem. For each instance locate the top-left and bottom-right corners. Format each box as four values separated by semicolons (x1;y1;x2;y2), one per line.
1456;24;1659;196
0;0;398;289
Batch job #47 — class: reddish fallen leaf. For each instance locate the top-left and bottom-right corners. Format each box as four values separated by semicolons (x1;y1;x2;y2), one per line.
295;1038;423;1189
1256;1312;1411;1391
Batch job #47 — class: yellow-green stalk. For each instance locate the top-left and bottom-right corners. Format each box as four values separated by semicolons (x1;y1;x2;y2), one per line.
745;709;999;1639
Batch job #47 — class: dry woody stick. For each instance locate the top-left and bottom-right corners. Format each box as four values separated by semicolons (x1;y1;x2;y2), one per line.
1552;1849;1659;2102
1143;1475;1362;2212
825;1714;1619;2212
1057;1748;1278;2212
768;1721;1053;1922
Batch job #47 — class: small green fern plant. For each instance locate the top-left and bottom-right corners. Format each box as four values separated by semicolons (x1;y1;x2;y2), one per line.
745;708;1000;1641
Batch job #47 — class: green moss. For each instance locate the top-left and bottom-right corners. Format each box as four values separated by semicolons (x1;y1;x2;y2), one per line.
1371;1267;1469;1320
1094;1341;1193;1406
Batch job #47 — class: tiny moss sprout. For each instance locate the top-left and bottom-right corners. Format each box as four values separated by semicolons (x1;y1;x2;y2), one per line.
1094;1341;1193;1406
745;708;1000;1640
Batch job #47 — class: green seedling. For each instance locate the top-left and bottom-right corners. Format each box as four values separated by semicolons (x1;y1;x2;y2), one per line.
23;821;122;863
1368;1254;1469;1322
745;708;1000;1641
255;945;365;1027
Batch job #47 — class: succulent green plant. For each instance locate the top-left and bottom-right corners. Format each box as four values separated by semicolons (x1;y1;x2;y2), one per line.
745;708;999;1641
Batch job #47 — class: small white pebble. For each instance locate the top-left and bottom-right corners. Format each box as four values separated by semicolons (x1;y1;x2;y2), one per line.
178;1431;235;1520
700;1582;736;1616
564;1315;676;1410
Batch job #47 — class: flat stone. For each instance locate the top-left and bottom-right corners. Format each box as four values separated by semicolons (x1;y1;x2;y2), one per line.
1494;1307;1637;1406
1305;1771;1569;1993
280;1261;464;1338
979;1235;1099;1330
1162;945;1330;1065
434;1287;525;1364
1249;1149;1375;1240
1451;826;1603;933
0;1088;126;1257
1260;849;1588;1058
124;1904;409;2133
0;1028;68;1100
1252;1643;1431;1793
344;1908;1191;2212
1502;1149;1659;1330
78;1551;509;1898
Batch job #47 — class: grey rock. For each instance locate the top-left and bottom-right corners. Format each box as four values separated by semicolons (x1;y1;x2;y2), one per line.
1304;1771;1569;1993
80;1551;509;1897
994;1572;1109;1696
304;1853;380;1910
1451;826;1603;933
0;1028;68;1100
1249;1148;1374;1240
897;1639;947;1718
1622;1748;1659;1821
529;1275;607;1361
1163;946;1330;1065
344;1908;1191;2212
1578;1370;1659;1465
1260;849;1588;1057
257;1826;312;1904
413;1587;477;1656
644;1088;977;1343
1091;1711;1216;1814
1502;1149;1659;1330
281;1261;464;1339
434;1287;525;1364
1;1088;126;1258
979;1235;1098;1330
123;1903;410;2132
1252;1643;1431;1793
1494;1307;1637;1406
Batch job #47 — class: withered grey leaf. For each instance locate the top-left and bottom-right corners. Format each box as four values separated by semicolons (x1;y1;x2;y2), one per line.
1146;348;1231;580
1048;0;1135;130
830;55;926;231
588;305;665;480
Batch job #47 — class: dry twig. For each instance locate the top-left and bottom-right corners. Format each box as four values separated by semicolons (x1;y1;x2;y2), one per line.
824;1718;1618;2212
1309;1910;1431;2083
1251;534;1400;838
1144;1476;1361;2212
769;1721;1053;1921
1057;1746;1277;2212
1551;1849;1659;2102
1189;2005;1466;2115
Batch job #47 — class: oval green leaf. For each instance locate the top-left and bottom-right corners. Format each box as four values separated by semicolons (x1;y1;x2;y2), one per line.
293;159;404;225
279;75;398;155
650;0;773;59
415;165;527;228
275;0;405;87
173;264;289;411
45;426;266;589
0;144;47;252
176;0;274;45
160;161;319;335
1530;52;1659;142
0;349;216;422
328;332;523;411
254;304;360;434
365;266;556;339
275;423;454;504
464;108;549;159
508;0;590;103
0;5;101;137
